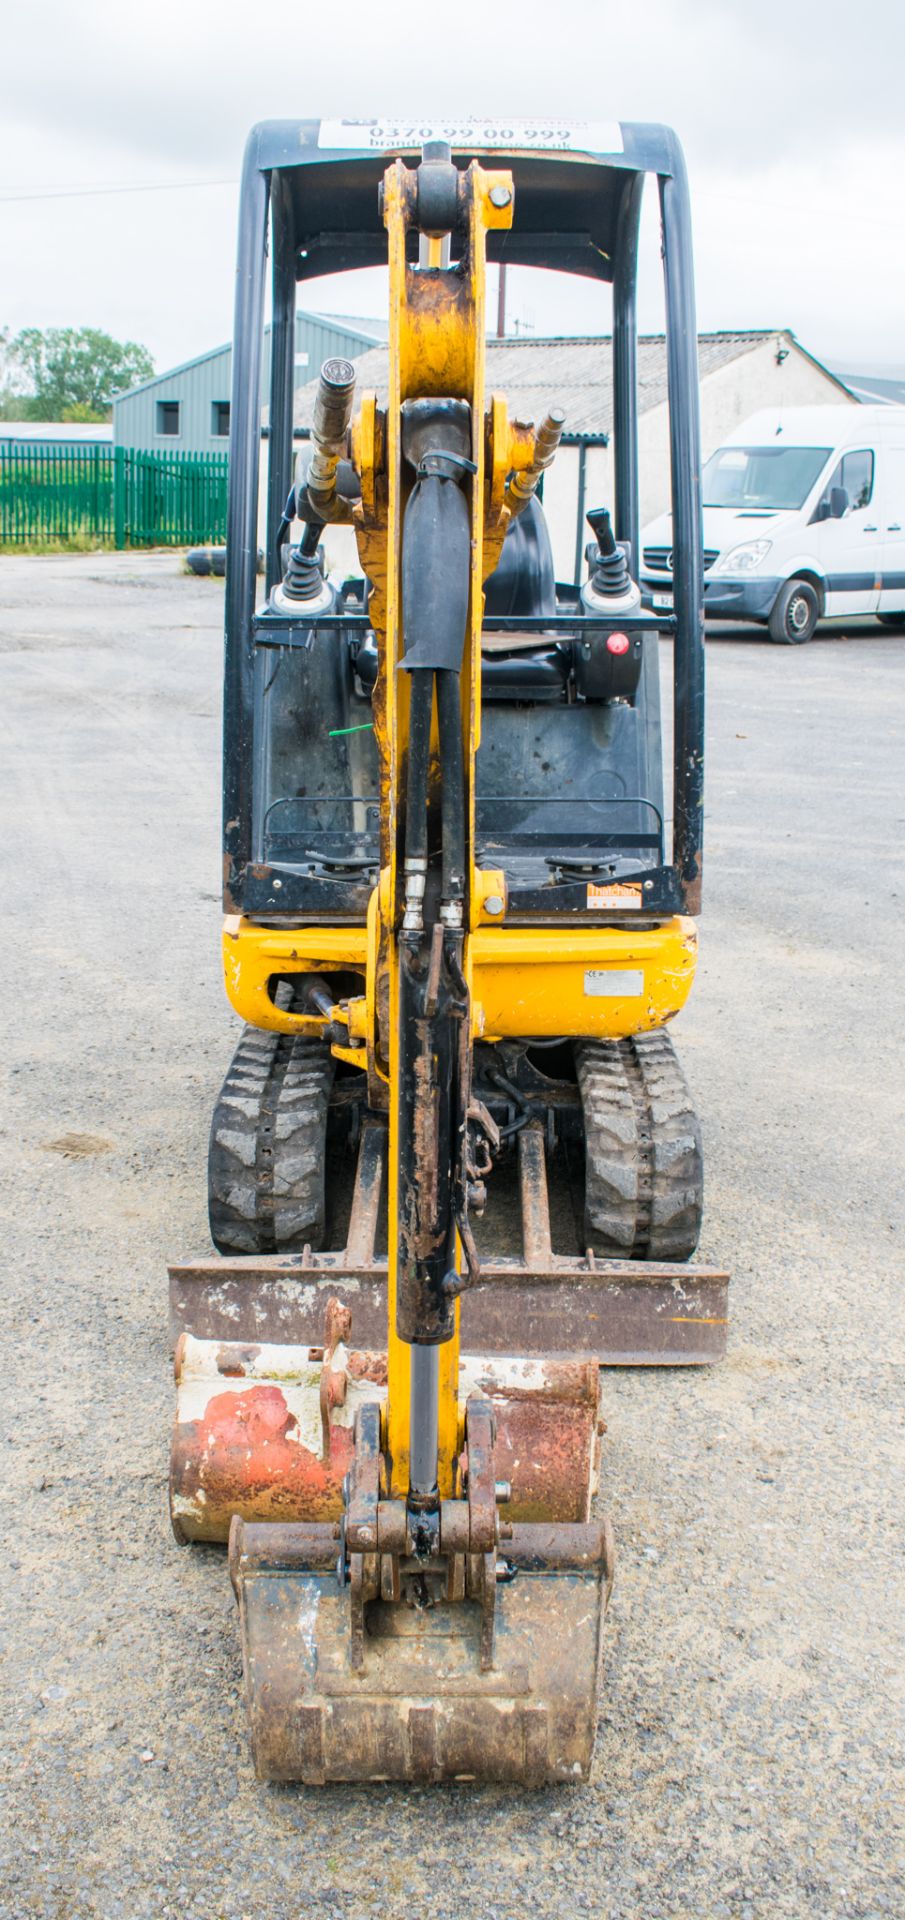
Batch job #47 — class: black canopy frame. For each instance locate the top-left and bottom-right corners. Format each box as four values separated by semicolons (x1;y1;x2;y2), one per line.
224;121;704;917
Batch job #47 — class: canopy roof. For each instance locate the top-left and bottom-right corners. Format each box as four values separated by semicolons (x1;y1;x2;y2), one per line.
246;118;683;285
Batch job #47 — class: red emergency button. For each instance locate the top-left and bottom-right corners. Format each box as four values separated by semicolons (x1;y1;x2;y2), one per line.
606;631;630;655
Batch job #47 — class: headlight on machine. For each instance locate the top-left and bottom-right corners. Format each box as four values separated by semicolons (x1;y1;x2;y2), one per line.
711;539;772;575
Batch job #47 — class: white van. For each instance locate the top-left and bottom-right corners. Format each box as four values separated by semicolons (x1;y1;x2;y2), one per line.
640;405;905;642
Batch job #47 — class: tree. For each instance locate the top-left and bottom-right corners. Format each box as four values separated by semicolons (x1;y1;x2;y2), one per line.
0;327;28;420
60;400;109;424
10;327;155;421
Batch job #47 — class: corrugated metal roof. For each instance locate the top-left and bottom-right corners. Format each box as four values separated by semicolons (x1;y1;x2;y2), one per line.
830;369;905;406
292;329;830;436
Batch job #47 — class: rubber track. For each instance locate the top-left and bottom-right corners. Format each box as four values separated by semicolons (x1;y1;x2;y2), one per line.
208;1025;334;1255
574;1031;703;1262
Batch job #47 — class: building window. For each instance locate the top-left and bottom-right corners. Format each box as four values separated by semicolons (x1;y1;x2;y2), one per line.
156;400;180;437
212;401;230;437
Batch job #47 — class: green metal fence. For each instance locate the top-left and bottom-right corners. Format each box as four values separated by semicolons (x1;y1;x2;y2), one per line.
114;448;229;548
0;444;229;549
0;444;113;545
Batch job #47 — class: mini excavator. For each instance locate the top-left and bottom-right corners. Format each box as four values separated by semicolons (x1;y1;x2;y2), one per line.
168;118;728;1786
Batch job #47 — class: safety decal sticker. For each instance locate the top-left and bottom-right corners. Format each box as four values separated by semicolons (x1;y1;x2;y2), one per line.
586;882;643;910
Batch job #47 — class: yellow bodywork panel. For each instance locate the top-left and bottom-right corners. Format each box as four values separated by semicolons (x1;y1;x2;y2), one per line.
223;913;697;1043
221;917;367;1033
471;919;698;1038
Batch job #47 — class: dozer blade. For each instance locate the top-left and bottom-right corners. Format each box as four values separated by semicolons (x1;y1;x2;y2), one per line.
230;1516;614;1785
170;1121;729;1366
171;1335;601;1543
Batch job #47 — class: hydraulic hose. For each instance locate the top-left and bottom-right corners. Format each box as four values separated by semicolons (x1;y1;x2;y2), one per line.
275;485;295;572
400;469;471;673
402;670;433;930
404;673;433;869
436;669;465;908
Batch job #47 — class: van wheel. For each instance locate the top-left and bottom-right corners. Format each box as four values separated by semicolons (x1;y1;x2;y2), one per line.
769;578;819;644
877;612;905;628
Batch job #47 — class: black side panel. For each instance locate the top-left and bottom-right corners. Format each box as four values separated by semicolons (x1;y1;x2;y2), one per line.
612;172;643;569
252;628;380;880
266;173;297;597
659;139;705;912
223;136;269;907
476;695;662;877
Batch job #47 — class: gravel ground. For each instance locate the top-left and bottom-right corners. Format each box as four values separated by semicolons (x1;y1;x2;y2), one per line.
0;552;902;1920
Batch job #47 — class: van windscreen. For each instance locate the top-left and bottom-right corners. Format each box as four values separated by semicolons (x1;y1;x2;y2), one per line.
703;445;831;511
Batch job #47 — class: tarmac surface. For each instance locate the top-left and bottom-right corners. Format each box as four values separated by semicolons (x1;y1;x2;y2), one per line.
0;551;902;1920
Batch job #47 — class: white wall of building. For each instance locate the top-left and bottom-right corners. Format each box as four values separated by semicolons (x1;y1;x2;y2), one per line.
535;340;856;576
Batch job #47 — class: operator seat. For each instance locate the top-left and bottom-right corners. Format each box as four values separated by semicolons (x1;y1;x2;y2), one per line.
351;495;570;703
483;492;557;619
479;495;569;701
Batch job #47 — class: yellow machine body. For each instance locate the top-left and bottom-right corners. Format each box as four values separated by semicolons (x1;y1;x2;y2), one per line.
221;914;698;1041
216;160;700;1507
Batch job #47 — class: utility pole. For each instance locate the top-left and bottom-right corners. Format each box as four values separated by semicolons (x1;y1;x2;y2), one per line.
496;263;507;339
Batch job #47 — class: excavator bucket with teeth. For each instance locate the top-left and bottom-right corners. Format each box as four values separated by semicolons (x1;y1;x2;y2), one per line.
229;1514;614;1786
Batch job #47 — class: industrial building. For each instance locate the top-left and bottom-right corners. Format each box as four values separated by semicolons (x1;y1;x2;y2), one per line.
112;310;383;455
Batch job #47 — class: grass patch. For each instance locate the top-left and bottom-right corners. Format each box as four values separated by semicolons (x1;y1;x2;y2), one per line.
0;532;114;554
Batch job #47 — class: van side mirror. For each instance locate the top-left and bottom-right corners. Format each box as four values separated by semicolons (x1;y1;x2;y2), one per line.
830;485;849;519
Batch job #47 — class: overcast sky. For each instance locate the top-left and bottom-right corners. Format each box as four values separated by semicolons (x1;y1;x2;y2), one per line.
2;0;904;379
